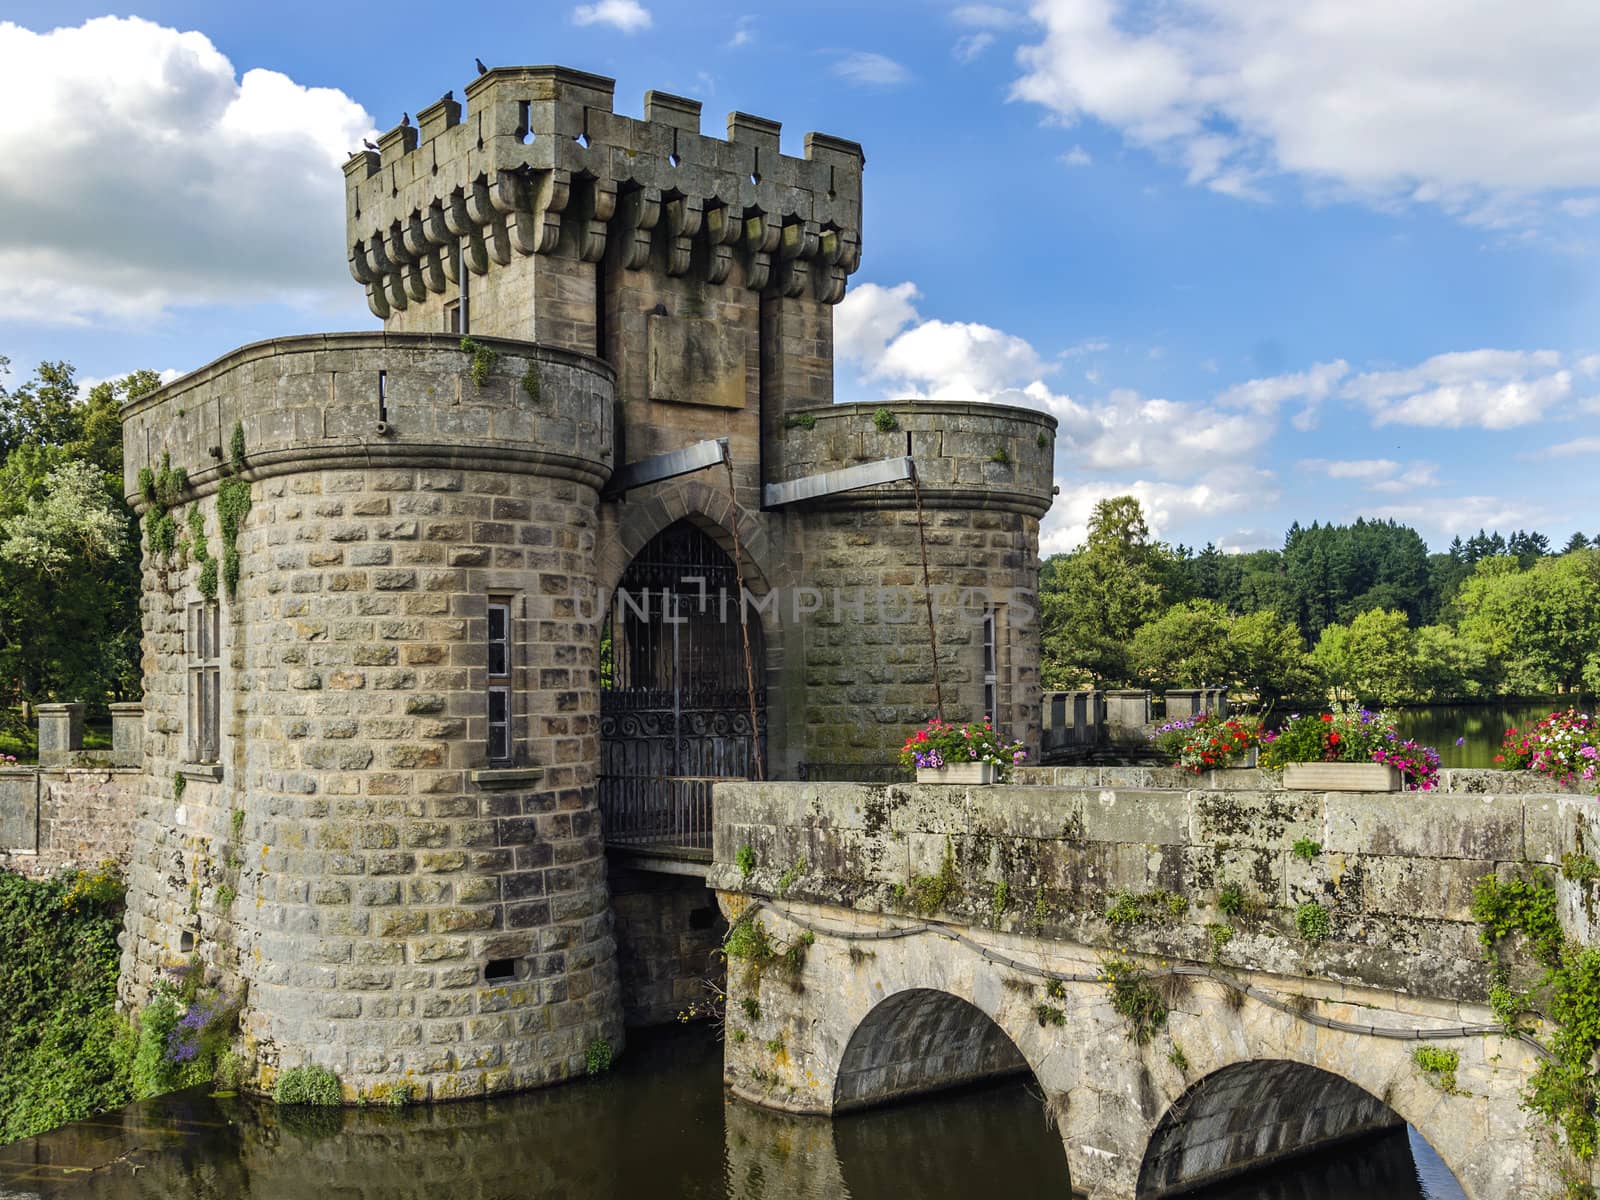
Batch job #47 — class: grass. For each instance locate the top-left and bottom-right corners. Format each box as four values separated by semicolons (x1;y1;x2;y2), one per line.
0;720;113;764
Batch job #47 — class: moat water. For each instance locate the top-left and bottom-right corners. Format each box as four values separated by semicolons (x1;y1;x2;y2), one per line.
0;1027;1465;1199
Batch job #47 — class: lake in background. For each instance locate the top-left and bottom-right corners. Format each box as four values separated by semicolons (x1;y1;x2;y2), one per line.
1392;700;1588;768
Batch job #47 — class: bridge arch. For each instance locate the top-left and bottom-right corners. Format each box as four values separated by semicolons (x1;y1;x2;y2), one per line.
1134;1059;1442;1197
833;987;1032;1112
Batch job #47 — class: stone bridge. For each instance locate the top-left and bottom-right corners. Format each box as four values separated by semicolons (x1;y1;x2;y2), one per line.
705;770;1600;1198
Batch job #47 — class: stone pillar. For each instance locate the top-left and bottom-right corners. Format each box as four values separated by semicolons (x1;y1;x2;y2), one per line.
109;702;144;769
36;703;84;766
1165;689;1203;720
1103;689;1150;728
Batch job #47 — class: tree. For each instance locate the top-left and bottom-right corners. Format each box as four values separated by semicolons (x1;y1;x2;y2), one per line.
1226;609;1314;708
1563;532;1591;555
1310;608;1415;706
1457;551;1600;693
1412;624;1498;700
1130;600;1233;689
0;462;136;709
1040;496;1172;686
0;359;153;716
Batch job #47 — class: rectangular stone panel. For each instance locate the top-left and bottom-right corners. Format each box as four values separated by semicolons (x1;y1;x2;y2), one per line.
0;771;38;852
647;314;746;409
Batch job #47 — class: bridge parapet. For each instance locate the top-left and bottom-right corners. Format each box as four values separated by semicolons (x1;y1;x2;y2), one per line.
711;781;1594;1000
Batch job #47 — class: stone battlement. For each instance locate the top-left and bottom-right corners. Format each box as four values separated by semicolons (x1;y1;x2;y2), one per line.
120;332;615;503
779;401;1057;515
343;66;863;323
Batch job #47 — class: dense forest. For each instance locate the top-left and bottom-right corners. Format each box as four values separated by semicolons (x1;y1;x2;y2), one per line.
1041;496;1600;706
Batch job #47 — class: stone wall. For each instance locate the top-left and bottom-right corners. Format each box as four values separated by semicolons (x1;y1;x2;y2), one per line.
0;767;139;879
608;866;726;1025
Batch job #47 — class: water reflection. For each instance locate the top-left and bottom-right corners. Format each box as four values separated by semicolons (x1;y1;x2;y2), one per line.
0;1027;1463;1200
1392;701;1578;768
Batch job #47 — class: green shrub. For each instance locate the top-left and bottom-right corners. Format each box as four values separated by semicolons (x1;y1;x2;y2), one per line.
1102;959;1168;1045
1216;881;1247;916
1291;838;1322;861
274;1064;342;1105
735;844;756;879
872;406;899;433
783;412;817;430
1412;1045;1460;1093
1295;901;1332;943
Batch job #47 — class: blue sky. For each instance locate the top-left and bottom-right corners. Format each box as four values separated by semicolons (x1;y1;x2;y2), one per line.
3;1;1598;554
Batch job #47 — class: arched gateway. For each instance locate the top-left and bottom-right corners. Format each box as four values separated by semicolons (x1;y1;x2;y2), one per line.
599;520;766;851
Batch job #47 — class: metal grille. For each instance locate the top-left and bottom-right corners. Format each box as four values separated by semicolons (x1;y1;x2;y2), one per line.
599;522;766;851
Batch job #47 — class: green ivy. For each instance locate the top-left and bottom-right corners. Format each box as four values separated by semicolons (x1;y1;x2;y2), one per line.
1412;1045;1461;1094
584;1037;614;1076
1035;431;1049;450
777;856;807;897
1562;854;1600;884
173;770;186;801
1106;888;1189;927
907;838;960;916
0;871;133;1142
140;452;188;563
1032;1002;1066;1027
1474;869;1600;1160
521;363;541;402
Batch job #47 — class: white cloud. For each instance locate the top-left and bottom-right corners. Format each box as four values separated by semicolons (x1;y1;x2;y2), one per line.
954;3;1029;28
954;32;996;62
832;52;912;87
0;16;374;326
1370;496;1537;541
728;16;757;48
1216;360;1348;430
1345;349;1572;429
1297;457;1440;494
1010;0;1600;222
1043;469;1278;554
836;282;1043;400
571;0;653;32
76;368;183;400
1060;145;1092;167
1537;437;1600;459
1299;458;1399;481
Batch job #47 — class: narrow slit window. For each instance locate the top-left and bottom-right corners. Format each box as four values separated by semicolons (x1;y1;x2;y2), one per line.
487;597;513;762
187;601;220;763
444;298;461;334
983;605;998;729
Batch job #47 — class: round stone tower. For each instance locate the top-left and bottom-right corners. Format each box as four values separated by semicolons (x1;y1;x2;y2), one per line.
118;335;622;1098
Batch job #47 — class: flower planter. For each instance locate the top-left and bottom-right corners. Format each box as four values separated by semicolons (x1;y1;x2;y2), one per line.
916;761;998;785
1282;762;1402;792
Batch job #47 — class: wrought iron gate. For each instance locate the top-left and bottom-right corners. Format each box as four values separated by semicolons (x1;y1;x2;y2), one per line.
599;521;766;851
